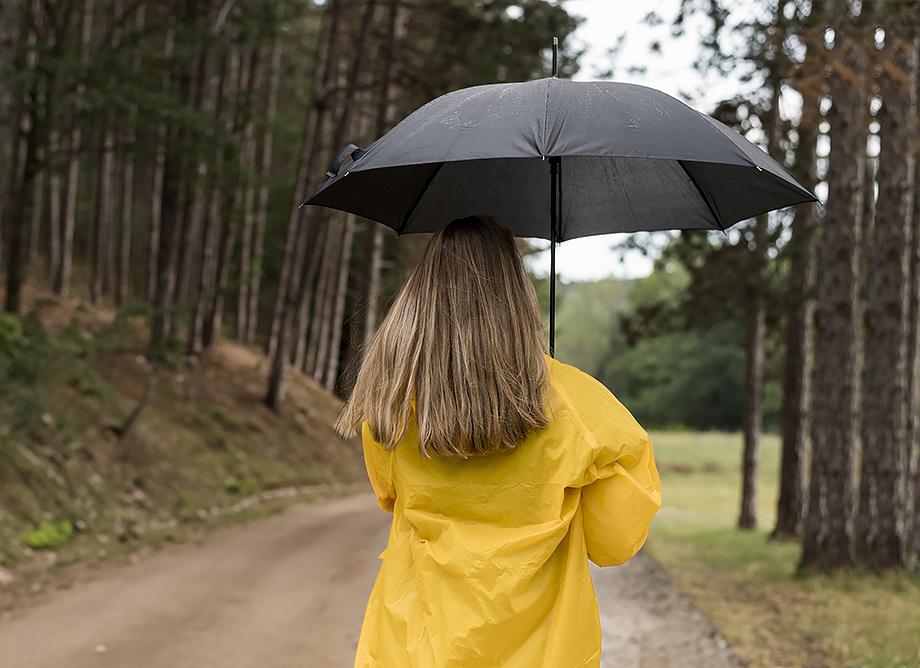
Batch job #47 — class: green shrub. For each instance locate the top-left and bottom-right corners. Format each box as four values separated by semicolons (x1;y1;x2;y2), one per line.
0;313;25;352
19;520;74;549
0;314;26;376
224;476;242;494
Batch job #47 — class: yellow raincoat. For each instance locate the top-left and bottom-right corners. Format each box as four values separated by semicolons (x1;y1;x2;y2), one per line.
356;355;662;668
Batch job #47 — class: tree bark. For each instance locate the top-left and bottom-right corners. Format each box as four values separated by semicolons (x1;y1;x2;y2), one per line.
800;26;870;574
39;13;61;283
177;49;219;318
324;213;356;391
0;0;19;250
117;3;144;306
856;24;917;572
267;0;341;361
46;126;61;282
184;46;225;355
236;48;264;342
739;7;787;529
340;0;402;395
266;0;345;411
739;264;765;530
910;33;920;561
91;1;121;305
148;27;175;305
304;217;341;375
314;221;345;381
28;143;43;266
55;0;94;298
300;0;376;380
267;214;315;410
151;3;201;351
774;96;820;541
4;103;28;313
246;34;281;346
4;1;41;313
201;48;245;349
775;7;823;539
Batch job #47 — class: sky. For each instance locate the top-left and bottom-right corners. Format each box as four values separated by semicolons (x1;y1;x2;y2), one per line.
525;0;754;282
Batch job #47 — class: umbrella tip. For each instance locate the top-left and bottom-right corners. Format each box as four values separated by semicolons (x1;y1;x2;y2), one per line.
552;37;558;78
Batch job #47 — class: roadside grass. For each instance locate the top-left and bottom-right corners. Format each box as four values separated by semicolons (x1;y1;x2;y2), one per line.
645;431;920;668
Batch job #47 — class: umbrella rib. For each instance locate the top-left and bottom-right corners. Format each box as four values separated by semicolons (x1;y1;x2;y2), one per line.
677;161;725;231
397;162;444;234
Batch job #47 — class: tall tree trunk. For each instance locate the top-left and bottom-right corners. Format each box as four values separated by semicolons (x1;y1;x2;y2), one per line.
856;25;917;572
4;1;41;313
266;0;345;411
184;46;225;355
774;90;820;541
45;80;61;283
300;0;376;378
313;221;344;381
910;33;920;561
177;49;219;316
267;214;326;411
22;0;43;269
739;262;765;530
201;48;244;349
92;124;116;303
800;26;870;574
46;129;61;281
4;104;28;313
739;9;786;529
267;0;341;361
0;0;20;250
55;0;93;298
324;213;355;391
236;48;263;342
304;218;341;375
149;27;175;304
341;0;402;394
246;34;281;346
151;3;201;350
117;3;144;306
28;144;43;266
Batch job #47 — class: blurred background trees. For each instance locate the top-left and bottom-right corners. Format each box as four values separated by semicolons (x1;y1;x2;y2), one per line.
0;0;580;390
598;0;920;574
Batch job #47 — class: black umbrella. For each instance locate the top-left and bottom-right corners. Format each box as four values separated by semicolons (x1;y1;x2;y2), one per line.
303;44;817;355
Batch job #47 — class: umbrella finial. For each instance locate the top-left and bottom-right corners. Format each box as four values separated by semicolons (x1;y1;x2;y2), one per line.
552;36;558;78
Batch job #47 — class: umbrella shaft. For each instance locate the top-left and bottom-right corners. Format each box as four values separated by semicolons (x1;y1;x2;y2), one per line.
549;157;559;358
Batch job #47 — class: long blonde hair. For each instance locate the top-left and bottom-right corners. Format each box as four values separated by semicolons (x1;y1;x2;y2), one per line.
335;215;550;457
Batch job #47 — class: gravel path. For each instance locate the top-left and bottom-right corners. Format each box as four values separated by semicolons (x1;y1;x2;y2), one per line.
0;493;744;668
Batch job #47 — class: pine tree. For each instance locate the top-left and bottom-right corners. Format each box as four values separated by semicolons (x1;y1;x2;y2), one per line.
856;12;918;572
801;17;872;574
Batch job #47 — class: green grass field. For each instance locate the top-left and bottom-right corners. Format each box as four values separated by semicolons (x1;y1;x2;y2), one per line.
645;432;920;668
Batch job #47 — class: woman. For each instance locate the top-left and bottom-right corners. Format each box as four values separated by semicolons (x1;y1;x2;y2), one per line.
336;215;661;668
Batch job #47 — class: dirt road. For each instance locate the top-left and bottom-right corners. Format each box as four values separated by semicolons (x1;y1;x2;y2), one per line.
0;494;744;668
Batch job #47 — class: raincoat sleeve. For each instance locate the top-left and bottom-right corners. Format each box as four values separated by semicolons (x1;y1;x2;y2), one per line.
362;422;396;513
575;382;662;568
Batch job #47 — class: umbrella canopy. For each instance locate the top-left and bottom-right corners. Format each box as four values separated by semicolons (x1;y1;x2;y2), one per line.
304;76;816;240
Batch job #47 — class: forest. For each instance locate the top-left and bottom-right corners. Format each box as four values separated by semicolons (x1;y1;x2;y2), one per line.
0;0;919;584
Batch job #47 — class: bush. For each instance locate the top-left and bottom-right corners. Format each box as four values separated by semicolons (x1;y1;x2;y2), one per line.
0;314;26;375
600;323;780;432
19;520;74;550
